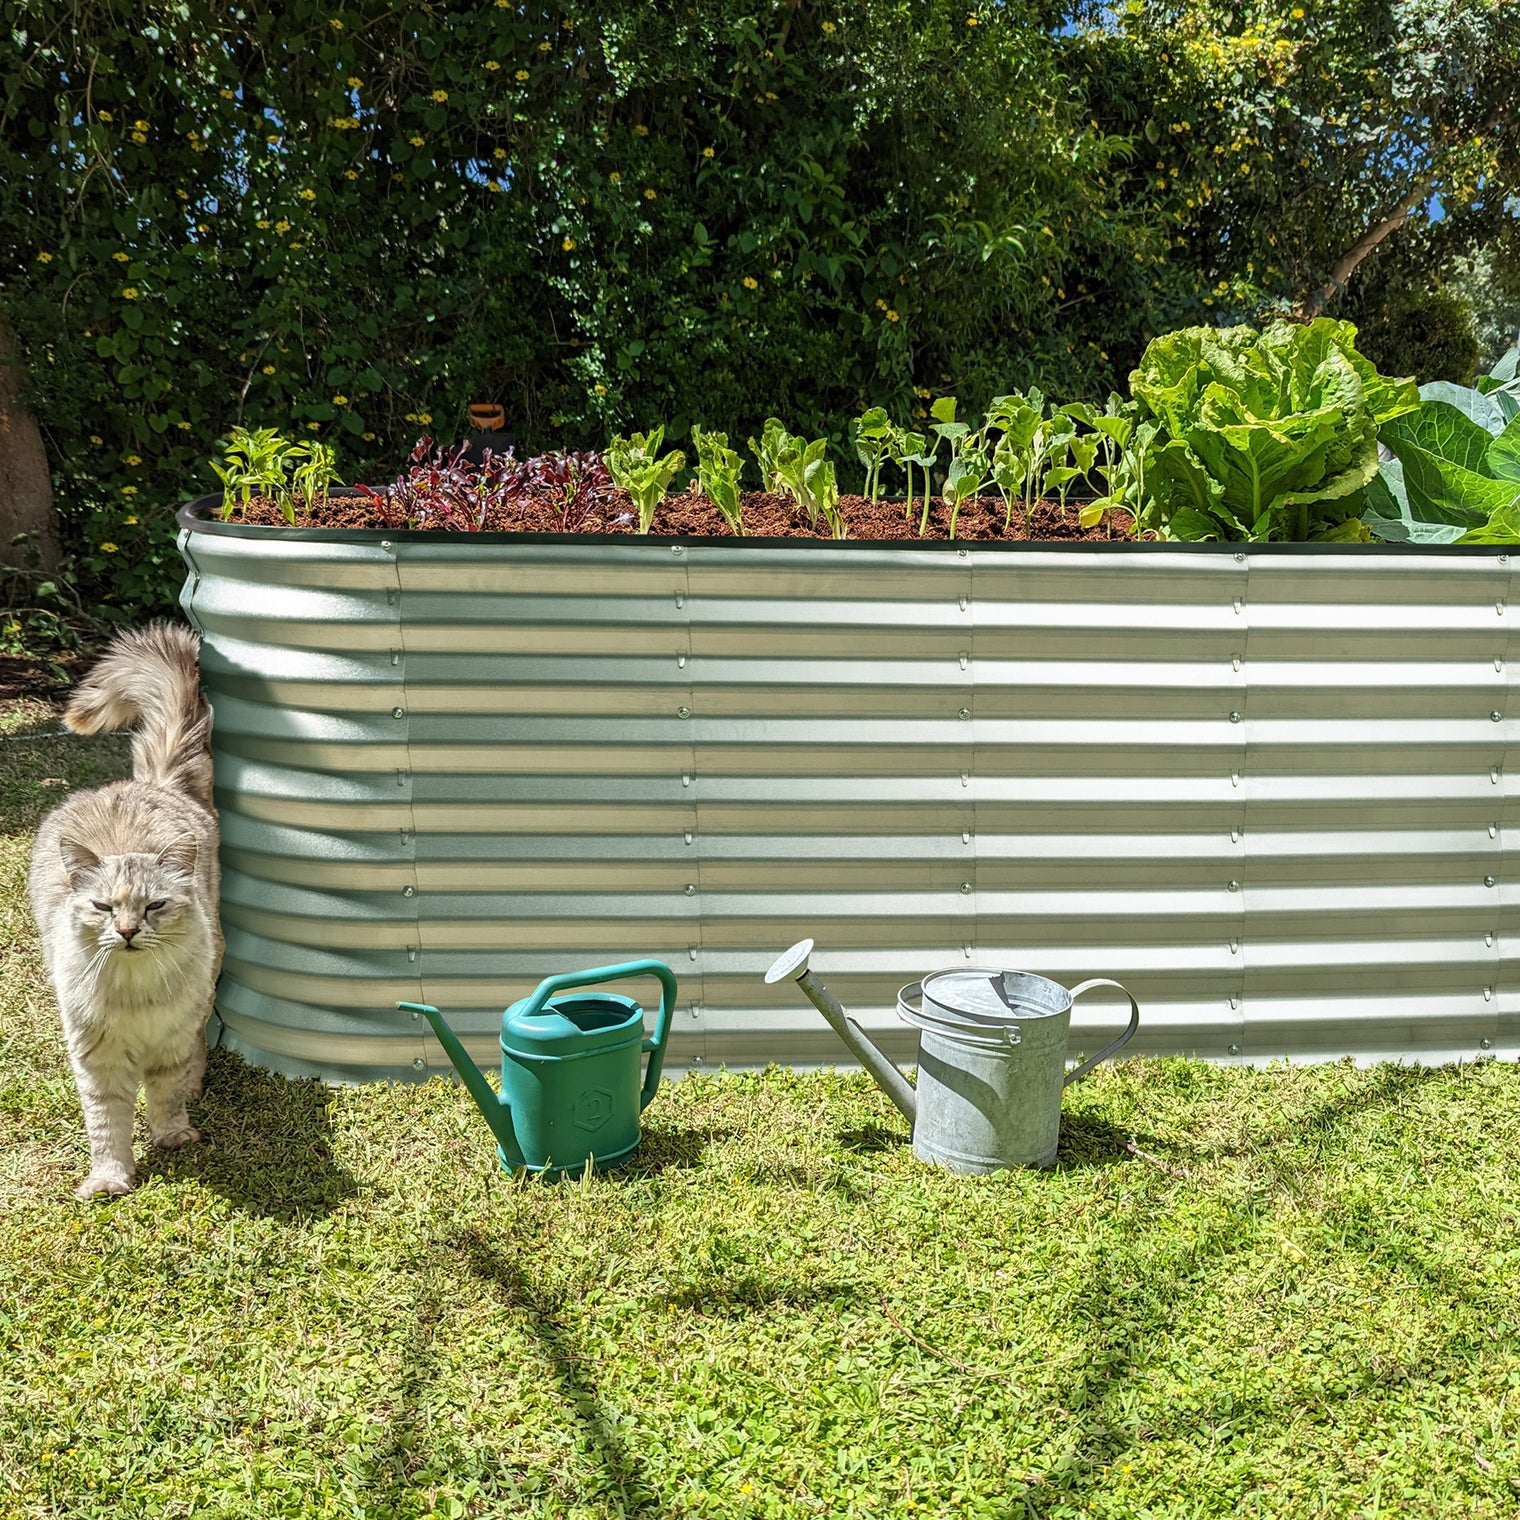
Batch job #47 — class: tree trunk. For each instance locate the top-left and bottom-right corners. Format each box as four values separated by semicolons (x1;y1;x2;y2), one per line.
0;315;59;572
1299;176;1437;319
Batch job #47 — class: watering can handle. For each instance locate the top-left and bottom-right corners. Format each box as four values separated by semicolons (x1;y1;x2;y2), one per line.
518;959;678;1112
1062;978;1140;1088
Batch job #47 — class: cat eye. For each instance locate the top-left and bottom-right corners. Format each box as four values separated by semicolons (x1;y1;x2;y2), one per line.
91;901;112;913
146;899;167;912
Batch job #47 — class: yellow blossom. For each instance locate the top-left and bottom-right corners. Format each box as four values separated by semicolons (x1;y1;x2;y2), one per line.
822;19;836;32
409;135;425;146
608;170;621;182
125;454;142;466
562;237;577;251
112;252;130;262
345;169;358;180
120;486;137;496
332;394;349;405
493;147;507;159
90;435;103;444
100;542;119;553
175;188;189;199
485;60;500;71
886;309;899;322
538;40;551;51
362;431;376;440
515;69;530;80
256;219;271;229
702;147;714;158
262;364;276;374
432;89;449;102
486;182;502;192
133;119;149;130
130;131;147;143
643;187;656;199
1291;5;1305;13
874;298;887;310
123;515;139;525
98;110;113;122
307;421;321;430
36;251;53;263
329;16;343;28
176;421;191;430
122;287;139;299
288;241;302;249
299;188;316;200
634;123;649;136
742;276;758;290
967;14;979;23
347;76;362;87
418;412;432;424
595;384;608;396
274;220;291;233
219;87;236;100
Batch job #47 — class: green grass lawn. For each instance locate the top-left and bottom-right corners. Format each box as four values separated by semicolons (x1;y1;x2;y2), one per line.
6;698;1520;1519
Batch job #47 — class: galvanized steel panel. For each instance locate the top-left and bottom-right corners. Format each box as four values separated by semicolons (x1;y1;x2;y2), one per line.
178;513;1519;1082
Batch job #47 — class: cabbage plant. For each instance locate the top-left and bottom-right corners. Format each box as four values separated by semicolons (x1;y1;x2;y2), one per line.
1131;319;1419;542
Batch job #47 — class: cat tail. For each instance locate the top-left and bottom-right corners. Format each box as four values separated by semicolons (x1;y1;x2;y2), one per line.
65;621;214;809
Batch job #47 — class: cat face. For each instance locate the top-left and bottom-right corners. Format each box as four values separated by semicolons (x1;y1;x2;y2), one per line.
60;836;198;955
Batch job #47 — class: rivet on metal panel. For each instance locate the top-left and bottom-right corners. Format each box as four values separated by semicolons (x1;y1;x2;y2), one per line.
1231;828;1240;843
1227;879;1240;892
1228;1041;1241;1053
682;772;692;787
390;649;400;667
396;769;407;787
959;707;971;721
1229;939;1239;954
677;706;692;719
412;1057;426;1070
1493;768;1502;785
959;652;968;671
962;831;971;844
1485;875;1497;888
961;882;973;894
1498;658;1505;672
964;943;973;958
671;544;685;555
1228;999;1238;1011
957;548;968;559
1234;552;1245;563
1499;601;1507;615
1486;933;1495;947
1232;654;1241;673
677;653;687;668
392;706;405;719
675;592;685;609
684;830;694;845
407;947;417;963
402;884;416;897
959;595;969;612
690;1003;700;1019
1233;598;1243;614
684;883;697;896
386;587;398;606
1502;555;1511;564
1491;823;1499;838
689;946;698;961
1485;986;1494;1002
1482;1038;1494;1050
1229;711;1242;724
1231;771;1241;788
380;540;393;552
1494;711;1504;723
961;772;970;787
691;1054;704;1066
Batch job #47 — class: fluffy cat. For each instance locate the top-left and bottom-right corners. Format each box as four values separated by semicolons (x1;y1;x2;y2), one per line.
28;622;222;1198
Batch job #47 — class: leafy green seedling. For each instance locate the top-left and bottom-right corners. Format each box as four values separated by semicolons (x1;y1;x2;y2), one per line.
693;426;746;535
291;441;343;518
748;417;791;494
606;427;687;533
852;407;895;502
750;420;842;534
211;426;308;521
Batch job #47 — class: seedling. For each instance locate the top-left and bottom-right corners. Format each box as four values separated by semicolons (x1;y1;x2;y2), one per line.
606;427;687;533
750;421;843;536
693;426;747;535
852;407;895;503
211;426;307;521
291;441;343;515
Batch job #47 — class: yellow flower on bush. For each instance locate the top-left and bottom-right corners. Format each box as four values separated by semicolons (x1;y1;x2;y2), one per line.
98;110;113;122
362;431;376;440
112;252;129;262
485;60;500;71
100;542;119;553
307;421;321;431
121;486;137;496
432;90;449;103
822;19;836;32
123;515;139;526
329;17;343;28
274;219;291;233
634;124;649;136
333;395;349;405
36;251;53;263
347;76;362;87
409;135;425;147
256;219;271;229
595;384;608;396
515;69;529;81
538;40;551;51
493;147;508;159
130;131;147;143
262;364;276;374
219;88;236;100
299;188;316;200
122;287;139;299
125;455;142;466
90;435;103;444
702;147;714;159
176;421;191;430
486;182;502;192
133;119;149;130
418;412;432;425
345;169;358;180
885;309;900;322
644;187;657;200
608;170;621;182
562;237;577;251
742;276;758;290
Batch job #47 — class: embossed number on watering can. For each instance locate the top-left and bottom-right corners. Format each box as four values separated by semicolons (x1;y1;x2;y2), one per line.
573;1088;614;1132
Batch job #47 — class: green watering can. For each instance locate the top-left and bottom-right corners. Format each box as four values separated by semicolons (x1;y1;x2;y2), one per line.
399;958;678;1177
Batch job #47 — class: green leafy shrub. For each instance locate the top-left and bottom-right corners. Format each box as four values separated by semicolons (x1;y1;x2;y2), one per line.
1131;319;1420;542
606;428;686;533
750;422;841;536
692;427;746;536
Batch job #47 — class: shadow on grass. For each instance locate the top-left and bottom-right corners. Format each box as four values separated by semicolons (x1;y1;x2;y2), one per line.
660;1274;859;1319
836;1120;910;1155
454;1228;665;1516
617;1119;742;1177
1055;1112;1174;1171
142;1047;357;1219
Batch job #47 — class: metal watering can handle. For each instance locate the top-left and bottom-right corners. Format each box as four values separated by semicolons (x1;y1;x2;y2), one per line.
520;959;679;1112
1063;978;1140;1088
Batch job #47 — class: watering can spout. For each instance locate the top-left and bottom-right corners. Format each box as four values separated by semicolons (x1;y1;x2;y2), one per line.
764;941;918;1125
398;1002;528;1170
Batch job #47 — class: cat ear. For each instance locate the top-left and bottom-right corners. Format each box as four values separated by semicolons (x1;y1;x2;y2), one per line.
59;837;102;888
156;834;198;876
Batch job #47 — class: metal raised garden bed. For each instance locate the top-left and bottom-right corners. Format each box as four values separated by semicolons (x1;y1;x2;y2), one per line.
177;498;1520;1083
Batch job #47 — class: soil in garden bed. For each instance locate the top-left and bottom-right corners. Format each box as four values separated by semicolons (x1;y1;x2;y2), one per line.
228;486;1139;541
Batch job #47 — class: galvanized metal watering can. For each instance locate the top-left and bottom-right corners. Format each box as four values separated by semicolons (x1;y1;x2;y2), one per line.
766;941;1139;1173
399;959;677;1177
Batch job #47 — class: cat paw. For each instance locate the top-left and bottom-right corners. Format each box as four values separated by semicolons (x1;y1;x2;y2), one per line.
151;1125;202;1150
76;1171;134;1200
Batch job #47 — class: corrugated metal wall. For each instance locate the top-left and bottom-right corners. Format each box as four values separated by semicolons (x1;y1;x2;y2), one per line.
178;515;1519;1082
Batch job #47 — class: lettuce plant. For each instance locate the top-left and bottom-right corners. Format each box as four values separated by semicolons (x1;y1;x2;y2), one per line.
606;427;687;533
1131;318;1419;542
693;426;746;535
1365;342;1520;543
748;417;791;494
749;420;842;535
